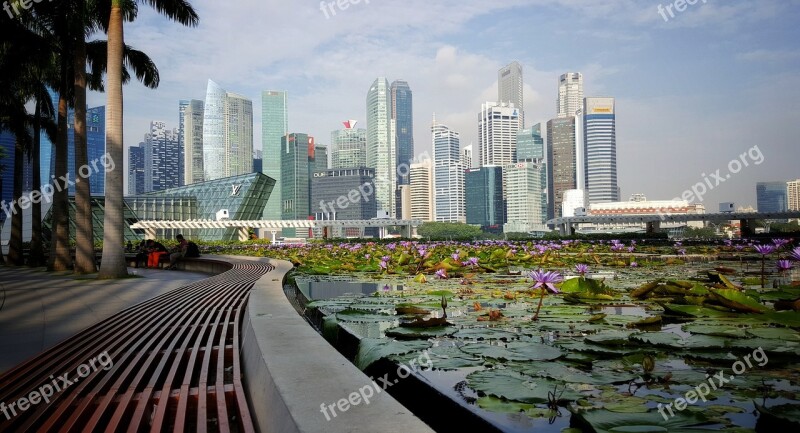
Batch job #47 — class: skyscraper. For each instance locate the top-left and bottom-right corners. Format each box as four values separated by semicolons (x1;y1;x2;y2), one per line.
461;145;473;169
127;144;145;196
788;179;800;211
177;100;189;185
516;124;544;162
331;121;367;169
465;166;504;231
583;97;619;203
478;102;520;167
409;160;433;221
432;120;465;223
262;90;288;220
756;182;788;213
182;99;204;185
366;78;396;217
547;117;577;219
504;161;547;233
281;133;314;226
47;105;106;195
391;80;414;185
498;61;524;128
143;121;181;193
202;80;253;181
557;73;584;118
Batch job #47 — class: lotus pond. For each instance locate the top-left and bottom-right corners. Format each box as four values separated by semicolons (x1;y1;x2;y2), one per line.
222;239;800;432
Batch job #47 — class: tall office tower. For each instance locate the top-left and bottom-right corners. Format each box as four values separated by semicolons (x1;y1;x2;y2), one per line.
314;145;328;173
557;72;584;118
182;99;204;185
366;78;396;217
202;80;253;181
461;145;473;169
331;121;367;169
47;105;106;195
143;121;181;193
583;97;618;203
478;102;520;167
312;167;377;220
409;160;433;221
0;131;16;221
253;150;263;174
756;182;788;213
262;90;288;220
398;185;411;220
788;179;800;211
391;80;414;184
432;120;465;223
504;161;547;233
546;117;577;219
498;61;525;128
177;100;189;185
127;143;145;196
281;133;314;227
465;166;504;231
517;124;544;162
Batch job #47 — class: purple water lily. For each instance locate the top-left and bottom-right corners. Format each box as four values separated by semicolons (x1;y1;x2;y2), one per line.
630;262;639;268
451;253;460;261
529;270;563;294
462;257;479;267
791;247;800;261
753;244;776;255
435;269;448;279
773;239;791;248
575;264;589;276
777;260;793;272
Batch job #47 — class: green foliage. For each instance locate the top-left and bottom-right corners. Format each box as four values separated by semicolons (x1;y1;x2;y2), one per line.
681;226;720;238
416;222;483;240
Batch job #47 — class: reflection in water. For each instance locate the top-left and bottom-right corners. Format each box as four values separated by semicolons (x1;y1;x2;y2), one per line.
296;279;405;300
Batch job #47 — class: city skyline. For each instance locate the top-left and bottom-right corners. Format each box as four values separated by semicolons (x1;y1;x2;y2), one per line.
104;0;799;208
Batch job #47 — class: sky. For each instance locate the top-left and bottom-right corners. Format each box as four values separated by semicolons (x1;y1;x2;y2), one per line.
86;0;800;209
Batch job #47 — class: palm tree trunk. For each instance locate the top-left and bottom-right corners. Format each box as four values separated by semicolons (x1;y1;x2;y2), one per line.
7;140;24;265
29;97;44;267
49;70;71;272
74;25;95;274
98;1;127;278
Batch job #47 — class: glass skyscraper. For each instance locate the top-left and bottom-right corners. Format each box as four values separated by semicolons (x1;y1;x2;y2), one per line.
331;122;367;169
516;124;544;162
142;121;181;193
547;117;577;219
583;97;618;203
465;166;504;231
432;121;464;223
127;144;145;196
756;182;788;213
280;133;313;223
498;61;524;129
182;99;204;185
47;105;106;196
366;78;396;217
261;90;288;220
203;80;253;182
391;80;414;185
478;102;520;168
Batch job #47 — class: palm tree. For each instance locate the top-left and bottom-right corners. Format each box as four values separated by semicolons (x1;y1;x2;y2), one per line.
98;0;198;279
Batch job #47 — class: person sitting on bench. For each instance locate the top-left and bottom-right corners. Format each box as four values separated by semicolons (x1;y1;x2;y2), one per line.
146;240;169;268
166;234;189;270
134;240;148;268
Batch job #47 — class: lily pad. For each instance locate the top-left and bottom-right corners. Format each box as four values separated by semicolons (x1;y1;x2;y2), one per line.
708;288;768;313
460;341;562;361
466;369;582;404
354;338;431;370
569;408;712;433
384;326;456;339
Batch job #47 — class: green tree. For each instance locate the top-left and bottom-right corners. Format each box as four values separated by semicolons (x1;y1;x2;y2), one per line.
417;222;483;240
98;0;198;279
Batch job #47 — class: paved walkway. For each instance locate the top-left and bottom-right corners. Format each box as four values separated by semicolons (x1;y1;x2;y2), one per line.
0;266;209;373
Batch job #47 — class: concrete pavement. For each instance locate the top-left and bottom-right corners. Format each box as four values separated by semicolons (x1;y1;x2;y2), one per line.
0;266;209;373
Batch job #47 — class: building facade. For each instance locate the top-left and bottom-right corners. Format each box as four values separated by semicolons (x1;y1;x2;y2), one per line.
478;102;520;168
546;116;577;219
409;160;433;221
391;80;414;185
202;80;253;182
756;182;788;213
498;61;524;128
516;124;544;162
432;121;465;223
465;166;504;231
182;99;204;185
261;90;288;220
311;167;377;221
281;133;314;225
127;144;145;196
331;121;367;169
583;97;618;203
788;179;800;211
504;161;547;233
366;78;396;217
143;121;181;193
557;72;584;118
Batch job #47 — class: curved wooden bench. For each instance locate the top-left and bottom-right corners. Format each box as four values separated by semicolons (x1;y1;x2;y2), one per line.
0;256;274;432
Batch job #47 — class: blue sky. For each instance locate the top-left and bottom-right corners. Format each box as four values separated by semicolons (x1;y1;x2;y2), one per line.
89;0;800;208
